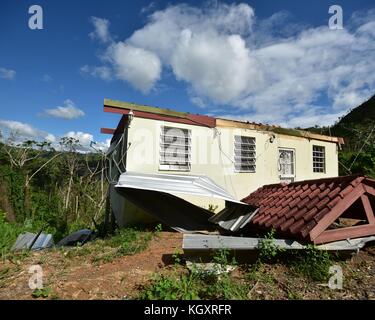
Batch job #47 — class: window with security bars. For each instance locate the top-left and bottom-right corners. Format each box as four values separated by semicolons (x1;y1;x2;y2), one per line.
313;145;325;173
159;126;191;171
234;135;256;172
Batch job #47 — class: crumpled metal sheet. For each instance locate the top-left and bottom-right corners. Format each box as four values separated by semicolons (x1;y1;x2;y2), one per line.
115;171;258;232
209;206;259;232
11;232;54;251
116;171;245;204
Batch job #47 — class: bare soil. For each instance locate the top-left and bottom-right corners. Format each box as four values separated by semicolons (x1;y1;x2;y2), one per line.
0;232;374;300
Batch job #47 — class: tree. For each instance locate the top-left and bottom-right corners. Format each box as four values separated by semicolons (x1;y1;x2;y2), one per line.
0;130;60;218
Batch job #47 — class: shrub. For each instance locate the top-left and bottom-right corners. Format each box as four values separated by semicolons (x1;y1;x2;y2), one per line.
258;229;285;262
290;245;332;282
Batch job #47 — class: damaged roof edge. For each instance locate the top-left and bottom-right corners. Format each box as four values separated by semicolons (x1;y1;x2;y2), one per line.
104;98;344;144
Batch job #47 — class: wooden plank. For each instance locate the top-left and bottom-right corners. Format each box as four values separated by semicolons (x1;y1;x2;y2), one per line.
364;185;375;197
361;194;375;224
309;184;365;241
314;224;375;244
104;98;189;118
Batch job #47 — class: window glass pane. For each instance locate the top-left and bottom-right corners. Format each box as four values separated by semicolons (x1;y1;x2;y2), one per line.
313;145;325;173
160;126;191;171
234;135;256;172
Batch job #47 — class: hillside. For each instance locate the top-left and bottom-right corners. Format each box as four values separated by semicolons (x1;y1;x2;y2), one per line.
330;95;375;147
303;95;375;177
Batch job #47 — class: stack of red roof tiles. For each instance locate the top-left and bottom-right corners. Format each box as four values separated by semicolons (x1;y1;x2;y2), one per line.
242;175;375;244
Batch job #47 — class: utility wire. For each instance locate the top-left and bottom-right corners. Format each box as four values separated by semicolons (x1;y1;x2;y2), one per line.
348;123;375;172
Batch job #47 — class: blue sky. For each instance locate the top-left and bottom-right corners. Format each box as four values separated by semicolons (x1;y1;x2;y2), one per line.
0;0;374;150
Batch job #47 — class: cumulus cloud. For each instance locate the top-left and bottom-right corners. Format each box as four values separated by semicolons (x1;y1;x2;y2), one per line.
0;120;109;153
0;120;56;142
89;17;112;43
105;43;161;93
42;99;85;119
0;67;16;80
86;3;375;127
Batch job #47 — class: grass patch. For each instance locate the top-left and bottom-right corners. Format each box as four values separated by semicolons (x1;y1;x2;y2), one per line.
107;227;153;255
138;249;249;300
32;287;52;299
93;227;153;263
62;227;155;264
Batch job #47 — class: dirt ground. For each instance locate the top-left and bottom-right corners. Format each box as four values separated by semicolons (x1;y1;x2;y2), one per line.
0;232;182;300
0;232;374;300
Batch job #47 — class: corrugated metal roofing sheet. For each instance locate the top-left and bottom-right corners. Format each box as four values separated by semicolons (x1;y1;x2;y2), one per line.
115;171;258;232
116;171;245;204
11;232;54;251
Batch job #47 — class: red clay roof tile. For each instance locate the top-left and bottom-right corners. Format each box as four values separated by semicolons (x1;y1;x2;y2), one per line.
243;175;374;242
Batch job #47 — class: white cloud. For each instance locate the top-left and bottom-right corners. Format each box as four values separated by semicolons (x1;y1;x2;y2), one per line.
105;43;161;93
171;30;261;103
63;131;109;152
87;3;375;127
0;120;109;153
0;120;56;142
89;17;112;43
43;99;85;119
0;67;16;79
80;65;112;81
64;131;93;146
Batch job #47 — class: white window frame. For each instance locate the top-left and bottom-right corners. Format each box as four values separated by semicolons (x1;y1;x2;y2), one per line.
234;135;256;173
278;148;296;181
159;126;191;172
313;145;326;173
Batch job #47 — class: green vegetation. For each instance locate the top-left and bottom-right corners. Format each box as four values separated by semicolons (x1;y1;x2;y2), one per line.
289;245;333;282
92;228;154;263
138;249;249;300
305;94;375;178
31;287;52;299
139;230;335;300
258;229;285;262
0;134;108;253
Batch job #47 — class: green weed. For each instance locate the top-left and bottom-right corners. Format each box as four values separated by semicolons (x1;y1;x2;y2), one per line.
290;245;332;282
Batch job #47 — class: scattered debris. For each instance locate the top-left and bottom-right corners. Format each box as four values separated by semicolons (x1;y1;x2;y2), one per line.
243;175;375;244
11;232;54;251
185;260;236;276
57;229;95;247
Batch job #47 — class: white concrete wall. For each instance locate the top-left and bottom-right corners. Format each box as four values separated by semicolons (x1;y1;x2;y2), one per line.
122;117;338;211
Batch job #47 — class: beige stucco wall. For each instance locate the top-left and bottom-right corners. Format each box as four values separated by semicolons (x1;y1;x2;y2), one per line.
122;117;338;211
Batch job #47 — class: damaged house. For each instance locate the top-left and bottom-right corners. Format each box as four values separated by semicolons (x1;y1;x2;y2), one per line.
101;99;375;245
